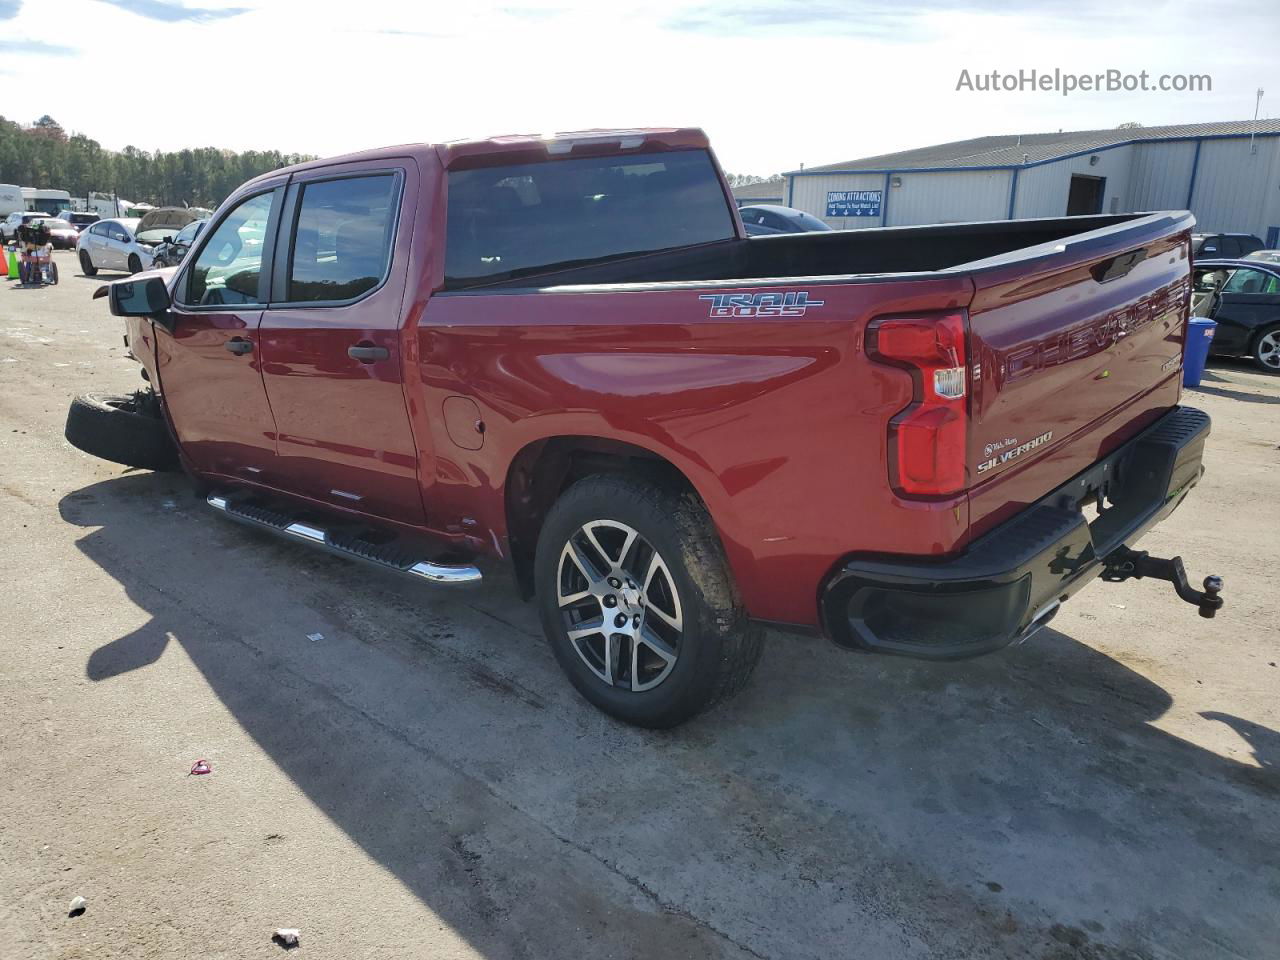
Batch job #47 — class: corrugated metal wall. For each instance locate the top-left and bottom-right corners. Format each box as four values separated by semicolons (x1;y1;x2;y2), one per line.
787;170;1011;229
1129;141;1198;211
781;135;1280;240
886;169;1012;226
1188;137;1280;236
1012;146;1134;219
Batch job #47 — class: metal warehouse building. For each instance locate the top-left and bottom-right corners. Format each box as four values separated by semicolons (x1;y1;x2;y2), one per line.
781;119;1280;246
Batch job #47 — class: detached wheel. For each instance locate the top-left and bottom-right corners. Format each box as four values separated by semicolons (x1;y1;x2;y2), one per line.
64;392;178;471
127;254;143;275
534;475;763;728
1253;326;1280;372
79;250;97;276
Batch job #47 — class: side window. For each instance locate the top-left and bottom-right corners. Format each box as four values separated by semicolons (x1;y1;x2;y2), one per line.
186;192;275;306
1219;237;1242;258
108;223;130;242
286;174;398;303
90;223;107;237
1222;268;1273;295
175;221;199;244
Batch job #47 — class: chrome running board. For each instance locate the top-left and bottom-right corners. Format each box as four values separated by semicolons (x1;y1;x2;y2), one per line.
207;493;482;586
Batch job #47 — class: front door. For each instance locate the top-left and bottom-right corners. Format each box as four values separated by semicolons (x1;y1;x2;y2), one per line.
1212;266;1280;356
257;162;425;524
156;183;284;480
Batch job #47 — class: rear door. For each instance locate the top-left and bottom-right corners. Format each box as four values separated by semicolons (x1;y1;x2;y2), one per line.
256;160;425;524
157;181;285;480
964;218;1192;535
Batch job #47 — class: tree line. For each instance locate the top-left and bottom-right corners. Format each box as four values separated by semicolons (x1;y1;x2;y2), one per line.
0;115;314;208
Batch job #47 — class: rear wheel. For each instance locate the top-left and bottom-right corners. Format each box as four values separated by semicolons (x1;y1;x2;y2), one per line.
79;249;97;276
64;391;178;471
1253;326;1280;372
127;253;142;275
534;474;763;728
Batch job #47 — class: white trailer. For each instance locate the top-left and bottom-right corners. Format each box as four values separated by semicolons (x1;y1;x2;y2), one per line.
0;184;23;217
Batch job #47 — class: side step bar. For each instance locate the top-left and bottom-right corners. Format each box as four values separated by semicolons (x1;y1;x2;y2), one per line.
207;493;482;586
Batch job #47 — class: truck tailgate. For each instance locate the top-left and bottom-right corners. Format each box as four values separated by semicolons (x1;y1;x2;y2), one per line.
963;215;1192;538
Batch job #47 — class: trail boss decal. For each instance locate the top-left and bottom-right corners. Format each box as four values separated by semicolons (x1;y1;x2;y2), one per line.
699;291;824;318
977;430;1054;474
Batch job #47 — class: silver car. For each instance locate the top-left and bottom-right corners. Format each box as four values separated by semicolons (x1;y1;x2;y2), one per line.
76;218;155;275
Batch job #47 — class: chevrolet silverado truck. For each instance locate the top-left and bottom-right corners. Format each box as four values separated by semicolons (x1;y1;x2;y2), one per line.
65;127;1223;727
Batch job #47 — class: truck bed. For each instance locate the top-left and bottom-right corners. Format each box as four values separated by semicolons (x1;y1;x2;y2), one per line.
447;213;1168;290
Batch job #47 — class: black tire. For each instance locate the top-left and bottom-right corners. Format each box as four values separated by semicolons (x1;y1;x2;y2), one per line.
48;261;58;285
1251;324;1280;373
64;392;179;471
127;254;142;275
79;250;97;276
534;474;764;728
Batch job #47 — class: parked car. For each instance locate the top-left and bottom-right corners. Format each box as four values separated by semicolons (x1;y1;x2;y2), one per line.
1190;233;1264;259
3;211;48;242
738;204;832;236
149;218;207;268
1242;249;1280;266
1;212;79;248
43;217;82;249
57;211;101;233
1192;258;1280;371
76;218;154;275
66;128;1221;727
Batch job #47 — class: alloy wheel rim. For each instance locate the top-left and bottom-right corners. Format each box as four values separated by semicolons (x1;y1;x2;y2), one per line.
556;519;683;692
1259;332;1280;370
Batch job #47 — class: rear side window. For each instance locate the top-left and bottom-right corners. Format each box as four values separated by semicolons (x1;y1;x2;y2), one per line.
287;175;398;303
445;149;734;287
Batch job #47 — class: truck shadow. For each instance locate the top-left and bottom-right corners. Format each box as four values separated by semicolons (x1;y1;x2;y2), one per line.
64;472;1280;959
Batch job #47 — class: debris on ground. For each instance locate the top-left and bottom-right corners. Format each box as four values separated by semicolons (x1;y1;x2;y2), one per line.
273;928;301;948
68;896;87;917
307;633;323;643
189;759;212;776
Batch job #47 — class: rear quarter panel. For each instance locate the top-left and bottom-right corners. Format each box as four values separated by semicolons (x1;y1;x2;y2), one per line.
415;277;972;626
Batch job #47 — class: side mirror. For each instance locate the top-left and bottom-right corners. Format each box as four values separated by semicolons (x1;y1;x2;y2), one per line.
109;276;171;317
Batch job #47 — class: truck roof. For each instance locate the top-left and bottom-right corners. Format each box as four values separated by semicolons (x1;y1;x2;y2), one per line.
238;128;710;190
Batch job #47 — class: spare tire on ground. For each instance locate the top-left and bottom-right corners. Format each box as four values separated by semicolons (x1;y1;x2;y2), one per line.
64;392;179;471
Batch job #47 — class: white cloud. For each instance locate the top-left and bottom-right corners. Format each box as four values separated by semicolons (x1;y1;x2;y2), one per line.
1;0;1275;176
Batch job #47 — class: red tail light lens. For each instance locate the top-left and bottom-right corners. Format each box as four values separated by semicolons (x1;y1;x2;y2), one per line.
868;312;968;497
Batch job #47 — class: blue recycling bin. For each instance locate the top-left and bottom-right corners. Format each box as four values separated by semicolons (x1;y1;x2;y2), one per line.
1183;316;1217;388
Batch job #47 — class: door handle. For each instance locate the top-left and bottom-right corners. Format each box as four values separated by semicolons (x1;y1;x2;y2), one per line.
348;343;390;363
225;337;253;355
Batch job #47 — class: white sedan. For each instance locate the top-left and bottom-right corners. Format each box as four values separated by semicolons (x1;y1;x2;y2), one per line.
76;218;157;276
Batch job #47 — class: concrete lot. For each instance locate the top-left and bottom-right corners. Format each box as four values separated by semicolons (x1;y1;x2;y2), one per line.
1;250;1278;960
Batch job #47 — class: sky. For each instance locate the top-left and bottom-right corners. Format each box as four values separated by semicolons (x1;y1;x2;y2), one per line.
0;0;1277;176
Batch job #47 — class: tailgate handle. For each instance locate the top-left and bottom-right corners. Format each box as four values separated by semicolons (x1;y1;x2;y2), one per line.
1091;248;1147;284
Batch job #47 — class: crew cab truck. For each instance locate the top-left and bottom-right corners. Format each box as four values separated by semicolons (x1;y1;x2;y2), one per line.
66;128;1222;728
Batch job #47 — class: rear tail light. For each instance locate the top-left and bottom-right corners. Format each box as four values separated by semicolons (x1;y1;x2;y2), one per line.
868;311;968;497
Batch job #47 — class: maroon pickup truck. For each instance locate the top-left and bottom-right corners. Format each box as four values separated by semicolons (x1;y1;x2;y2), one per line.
67;127;1222;727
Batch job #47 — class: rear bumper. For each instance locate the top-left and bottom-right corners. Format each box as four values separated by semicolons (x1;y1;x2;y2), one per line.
820;405;1211;659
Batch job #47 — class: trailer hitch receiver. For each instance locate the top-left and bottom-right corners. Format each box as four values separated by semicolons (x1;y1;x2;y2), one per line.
1100;547;1223;618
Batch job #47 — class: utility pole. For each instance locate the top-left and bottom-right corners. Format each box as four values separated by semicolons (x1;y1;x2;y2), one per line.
1251;88;1265;154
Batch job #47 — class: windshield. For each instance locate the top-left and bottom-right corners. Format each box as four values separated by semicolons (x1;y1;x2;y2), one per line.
444;148;734;287
135;228;174;244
